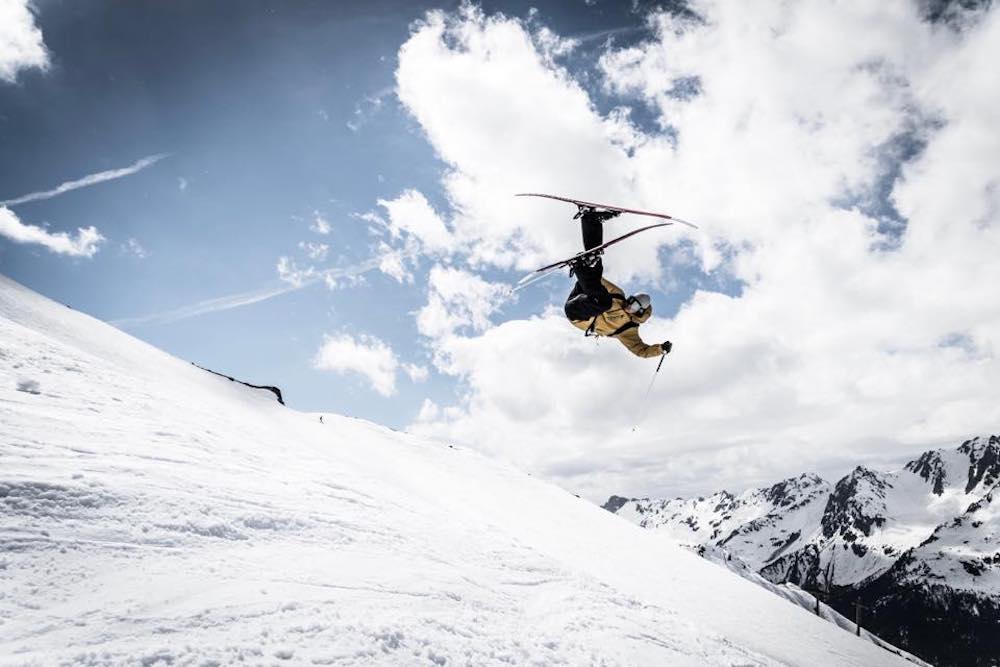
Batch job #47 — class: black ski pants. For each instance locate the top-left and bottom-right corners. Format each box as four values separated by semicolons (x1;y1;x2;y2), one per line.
564;212;613;321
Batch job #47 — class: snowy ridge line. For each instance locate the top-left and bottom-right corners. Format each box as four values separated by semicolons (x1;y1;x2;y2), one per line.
0;274;912;665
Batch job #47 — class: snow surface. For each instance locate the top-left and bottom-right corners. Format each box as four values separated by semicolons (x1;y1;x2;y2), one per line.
0;274;912;666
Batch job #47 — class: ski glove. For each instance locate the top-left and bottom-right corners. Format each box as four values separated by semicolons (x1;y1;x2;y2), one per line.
661;341;673;355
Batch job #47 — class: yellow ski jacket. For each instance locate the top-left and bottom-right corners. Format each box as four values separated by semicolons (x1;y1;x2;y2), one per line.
569;278;666;358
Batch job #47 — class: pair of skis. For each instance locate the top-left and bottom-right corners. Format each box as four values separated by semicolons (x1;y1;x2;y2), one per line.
513;193;698;291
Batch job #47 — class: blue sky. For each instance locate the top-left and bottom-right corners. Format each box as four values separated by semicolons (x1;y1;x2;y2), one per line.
0;2;641;420
3;0;999;500
0;0;683;423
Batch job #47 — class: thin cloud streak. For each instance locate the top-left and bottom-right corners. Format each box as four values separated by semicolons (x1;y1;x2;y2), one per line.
112;250;414;328
111;283;298;328
0;154;169;207
572;26;640;44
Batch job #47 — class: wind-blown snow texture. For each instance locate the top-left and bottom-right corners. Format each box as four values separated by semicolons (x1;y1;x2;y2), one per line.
0;273;912;665
609;436;1000;667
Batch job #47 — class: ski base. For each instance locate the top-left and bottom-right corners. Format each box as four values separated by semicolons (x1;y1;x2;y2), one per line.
516;193;698;229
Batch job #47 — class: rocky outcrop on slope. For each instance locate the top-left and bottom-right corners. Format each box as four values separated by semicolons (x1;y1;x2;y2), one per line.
193;362;285;405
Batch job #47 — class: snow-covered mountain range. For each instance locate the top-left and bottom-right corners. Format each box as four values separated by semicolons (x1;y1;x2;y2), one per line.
0;273;922;665
606;436;1000;667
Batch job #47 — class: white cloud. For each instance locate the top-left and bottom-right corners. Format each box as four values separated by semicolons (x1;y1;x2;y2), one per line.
0;154;169;207
313;333;400;397
531;24;577;63
393;6;693;278
403;363;429;383
120;238;147;259
0;0;48;83
310;211;331;235
377;189;456;254
356;191;456;283
0;206;104;257
298;241;329;261
178;177;188;192
416;398;440;422
416;265;508;342
346;87;393;132
397;4;1000;499
276;246;418;292
276;256;317;288
375;240;413;284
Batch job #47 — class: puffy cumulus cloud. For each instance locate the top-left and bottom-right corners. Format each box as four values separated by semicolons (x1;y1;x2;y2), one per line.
411;310;658;460
313;333;401;397
400;4;1000;500
0;0;48;83
402;363;430;383
377;189;455;254
0;207;104;257
355;191;454;283
374;239;413;284
395;5;693;279
416;265;508;342
596;3;951;249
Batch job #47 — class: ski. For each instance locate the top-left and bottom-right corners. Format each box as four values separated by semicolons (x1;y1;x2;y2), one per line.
516;192;699;229
513;223;669;291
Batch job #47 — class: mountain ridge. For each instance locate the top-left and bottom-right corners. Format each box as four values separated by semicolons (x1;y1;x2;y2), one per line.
606;435;1000;666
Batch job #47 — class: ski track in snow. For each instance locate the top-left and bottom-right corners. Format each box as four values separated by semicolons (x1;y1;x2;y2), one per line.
0;276;911;666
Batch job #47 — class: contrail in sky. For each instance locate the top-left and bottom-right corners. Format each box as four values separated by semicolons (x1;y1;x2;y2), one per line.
0;153;169;207
111;250;415;328
110;284;300;328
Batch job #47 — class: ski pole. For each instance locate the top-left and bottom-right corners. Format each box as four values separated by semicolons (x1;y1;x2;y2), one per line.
632;350;667;432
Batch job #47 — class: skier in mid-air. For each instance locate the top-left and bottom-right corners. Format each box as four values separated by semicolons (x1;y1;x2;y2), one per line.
563;208;672;359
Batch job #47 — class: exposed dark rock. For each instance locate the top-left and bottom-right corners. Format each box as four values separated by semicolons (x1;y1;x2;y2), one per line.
193;363;284;405
822;467;888;539
905;450;948;495
961;435;1000;493
601;495;631;513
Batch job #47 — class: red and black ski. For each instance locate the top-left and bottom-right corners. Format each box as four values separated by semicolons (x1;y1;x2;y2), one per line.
516;192;698;229
514;223;669;291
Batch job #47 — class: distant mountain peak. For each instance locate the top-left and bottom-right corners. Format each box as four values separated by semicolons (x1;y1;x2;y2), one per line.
606;434;1000;667
904;435;1000;496
904;449;950;495
959;435;1000;494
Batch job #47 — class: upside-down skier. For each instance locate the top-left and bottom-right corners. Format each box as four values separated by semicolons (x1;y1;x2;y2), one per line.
563;208;672;359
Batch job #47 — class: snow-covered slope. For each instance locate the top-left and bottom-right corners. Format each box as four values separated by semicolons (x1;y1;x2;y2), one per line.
0;274;911;666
